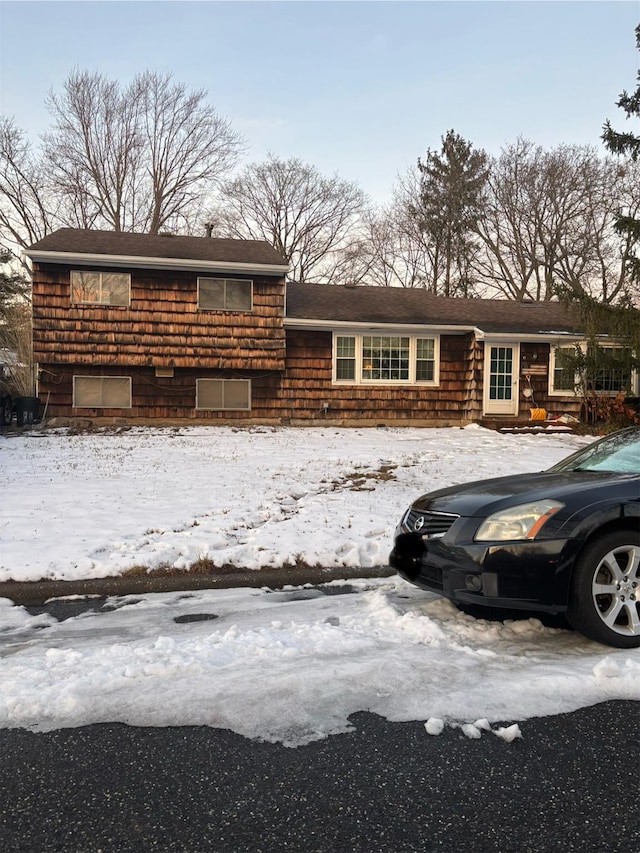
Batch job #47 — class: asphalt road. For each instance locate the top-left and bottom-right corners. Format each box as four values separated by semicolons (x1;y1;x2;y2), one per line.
1;700;638;853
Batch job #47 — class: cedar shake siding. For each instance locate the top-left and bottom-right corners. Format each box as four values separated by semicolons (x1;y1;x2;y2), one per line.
281;330;480;425
29;230;287;420
36;364;283;421
32;265;285;370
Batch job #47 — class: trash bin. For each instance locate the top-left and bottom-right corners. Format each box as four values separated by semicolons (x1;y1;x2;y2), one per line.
15;396;40;427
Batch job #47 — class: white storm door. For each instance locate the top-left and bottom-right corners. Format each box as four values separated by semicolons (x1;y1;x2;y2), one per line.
483;343;519;415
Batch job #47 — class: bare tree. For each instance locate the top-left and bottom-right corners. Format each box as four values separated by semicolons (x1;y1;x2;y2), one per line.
474;139;631;302
135;72;244;234
349;199;438;289
43;71;143;232
0;118;56;263
210;154;368;283
41;69;244;235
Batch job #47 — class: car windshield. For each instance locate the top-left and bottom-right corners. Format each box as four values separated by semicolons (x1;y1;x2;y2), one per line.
548;428;640;474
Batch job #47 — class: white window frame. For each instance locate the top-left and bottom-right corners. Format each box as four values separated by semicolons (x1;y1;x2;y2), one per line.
197;277;253;311
549;342;638;397
73;376;132;408
196;378;252;411
71;270;130;306
549;344;580;397
332;333;440;386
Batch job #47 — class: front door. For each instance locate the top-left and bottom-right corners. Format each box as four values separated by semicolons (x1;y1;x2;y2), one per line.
483;343;519;415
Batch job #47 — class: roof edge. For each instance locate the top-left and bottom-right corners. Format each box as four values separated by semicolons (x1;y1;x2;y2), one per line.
24;249;289;276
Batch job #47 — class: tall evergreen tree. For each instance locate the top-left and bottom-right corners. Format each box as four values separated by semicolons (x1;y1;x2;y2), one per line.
602;23;640;290
411;130;489;296
557;25;640;419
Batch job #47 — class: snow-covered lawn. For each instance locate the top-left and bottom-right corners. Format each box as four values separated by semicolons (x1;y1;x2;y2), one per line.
2;424;638;747
0;423;592;584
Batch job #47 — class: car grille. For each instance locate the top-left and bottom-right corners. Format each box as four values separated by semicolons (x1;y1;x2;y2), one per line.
403;509;459;538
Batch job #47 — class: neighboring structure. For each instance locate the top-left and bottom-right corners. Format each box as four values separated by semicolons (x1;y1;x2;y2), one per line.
25;229;633;426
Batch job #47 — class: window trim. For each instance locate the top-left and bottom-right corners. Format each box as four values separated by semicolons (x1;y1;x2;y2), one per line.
72;375;132;409
70;270;131;307
549;345;579;397
332;332;440;386
197;277;253;312
196;378;252;411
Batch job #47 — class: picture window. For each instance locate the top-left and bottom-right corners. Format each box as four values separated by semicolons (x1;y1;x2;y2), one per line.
333;334;438;385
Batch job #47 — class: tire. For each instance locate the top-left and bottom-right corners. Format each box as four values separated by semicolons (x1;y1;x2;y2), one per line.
567;531;640;648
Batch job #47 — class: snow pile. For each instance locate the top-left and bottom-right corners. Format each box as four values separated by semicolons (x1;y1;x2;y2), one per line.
1;579;639;747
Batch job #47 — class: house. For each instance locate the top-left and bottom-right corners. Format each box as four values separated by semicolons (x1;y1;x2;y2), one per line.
25;228;632;426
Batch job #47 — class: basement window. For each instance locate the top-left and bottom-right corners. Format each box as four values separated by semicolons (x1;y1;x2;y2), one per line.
198;278;253;311
71;271;130;306
196;379;251;411
73;376;132;408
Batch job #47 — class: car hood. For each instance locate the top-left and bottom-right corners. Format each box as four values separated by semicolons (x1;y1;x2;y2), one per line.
410;470;635;517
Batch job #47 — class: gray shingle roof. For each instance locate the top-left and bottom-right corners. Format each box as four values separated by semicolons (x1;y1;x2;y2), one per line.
27;228;287;268
285;282;579;335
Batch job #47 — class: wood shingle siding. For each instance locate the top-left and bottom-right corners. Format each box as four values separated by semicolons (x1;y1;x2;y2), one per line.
280;331;478;425
32;265;286;371
37;365;285;421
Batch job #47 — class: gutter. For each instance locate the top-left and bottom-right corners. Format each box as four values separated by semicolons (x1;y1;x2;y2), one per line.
284;318;475;334
24;249;289;277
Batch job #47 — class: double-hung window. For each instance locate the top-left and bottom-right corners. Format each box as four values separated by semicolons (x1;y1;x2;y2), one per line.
198;278;252;311
549;346;577;395
71;271;130;306
333;334;439;385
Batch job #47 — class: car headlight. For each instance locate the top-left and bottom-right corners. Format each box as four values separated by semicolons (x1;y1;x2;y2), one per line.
474;500;564;542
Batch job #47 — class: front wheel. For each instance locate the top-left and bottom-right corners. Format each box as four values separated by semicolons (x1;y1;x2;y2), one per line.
567;531;640;648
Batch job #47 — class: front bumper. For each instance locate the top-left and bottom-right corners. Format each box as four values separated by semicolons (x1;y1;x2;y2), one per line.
389;532;578;614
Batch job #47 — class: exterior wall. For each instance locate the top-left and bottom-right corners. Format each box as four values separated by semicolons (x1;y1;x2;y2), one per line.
518;342;581;418
30;259;583;424
37;364;283;421
32;263;286;371
280;330;479;425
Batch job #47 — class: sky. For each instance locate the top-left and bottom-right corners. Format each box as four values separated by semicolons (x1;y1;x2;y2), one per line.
2;423;639;747
0;1;638;205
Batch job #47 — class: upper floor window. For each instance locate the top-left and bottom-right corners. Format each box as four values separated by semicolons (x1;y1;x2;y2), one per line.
71;270;130;306
198;277;253;311
333;334;439;385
